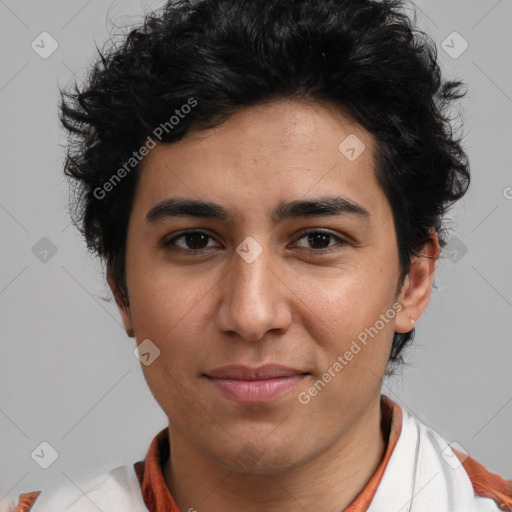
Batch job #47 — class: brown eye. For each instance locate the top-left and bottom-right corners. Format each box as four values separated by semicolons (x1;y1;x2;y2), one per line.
163;230;219;254
293;230;347;252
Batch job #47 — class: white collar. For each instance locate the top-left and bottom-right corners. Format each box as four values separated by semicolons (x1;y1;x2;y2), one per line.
29;464;149;512
368;405;502;511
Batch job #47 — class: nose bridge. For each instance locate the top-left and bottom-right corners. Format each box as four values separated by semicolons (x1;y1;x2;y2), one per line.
232;243;273;303
217;239;290;341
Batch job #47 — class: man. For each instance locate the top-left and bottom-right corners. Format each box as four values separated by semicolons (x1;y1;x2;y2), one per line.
7;0;511;510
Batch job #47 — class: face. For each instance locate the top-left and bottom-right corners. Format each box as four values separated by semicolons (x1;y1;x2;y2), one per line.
112;99;436;473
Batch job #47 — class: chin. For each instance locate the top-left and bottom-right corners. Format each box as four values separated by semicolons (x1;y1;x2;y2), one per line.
210;438;310;476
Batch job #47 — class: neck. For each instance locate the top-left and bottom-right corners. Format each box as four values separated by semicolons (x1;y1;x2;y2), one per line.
164;397;387;512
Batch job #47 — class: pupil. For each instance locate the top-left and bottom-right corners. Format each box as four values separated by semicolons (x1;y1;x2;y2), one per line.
308;233;330;249
186;233;208;249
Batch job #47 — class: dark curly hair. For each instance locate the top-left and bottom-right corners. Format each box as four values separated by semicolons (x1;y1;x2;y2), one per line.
59;0;470;375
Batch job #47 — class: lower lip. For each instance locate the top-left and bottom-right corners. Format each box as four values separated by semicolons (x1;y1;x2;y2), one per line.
205;374;308;403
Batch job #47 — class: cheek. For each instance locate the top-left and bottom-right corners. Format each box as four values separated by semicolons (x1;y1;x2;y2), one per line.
125;272;212;417
298;262;397;337
126;257;214;338
292;257;399;395
125;267;217;401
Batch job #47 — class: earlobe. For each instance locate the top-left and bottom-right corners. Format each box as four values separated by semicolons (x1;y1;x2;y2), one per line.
394;274;412;334
394;231;440;334
106;267;134;337
121;305;135;338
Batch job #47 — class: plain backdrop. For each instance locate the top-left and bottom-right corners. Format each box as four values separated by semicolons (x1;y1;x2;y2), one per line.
0;0;511;503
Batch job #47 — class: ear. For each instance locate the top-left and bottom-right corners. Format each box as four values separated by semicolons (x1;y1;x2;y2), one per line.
107;266;134;337
394;229;441;333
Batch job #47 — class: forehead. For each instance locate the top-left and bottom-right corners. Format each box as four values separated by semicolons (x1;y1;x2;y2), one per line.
133;99;389;226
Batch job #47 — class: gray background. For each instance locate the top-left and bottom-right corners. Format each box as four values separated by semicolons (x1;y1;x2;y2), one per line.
0;0;511;504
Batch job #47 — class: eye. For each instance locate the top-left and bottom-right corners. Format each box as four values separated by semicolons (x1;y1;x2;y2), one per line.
162;228;348;255
292;229;347;252
163;230;220;254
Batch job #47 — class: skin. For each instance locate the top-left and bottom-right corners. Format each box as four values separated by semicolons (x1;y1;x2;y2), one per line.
109;98;440;512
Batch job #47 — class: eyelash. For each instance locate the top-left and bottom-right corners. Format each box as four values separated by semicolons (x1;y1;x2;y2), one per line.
162;229;348;255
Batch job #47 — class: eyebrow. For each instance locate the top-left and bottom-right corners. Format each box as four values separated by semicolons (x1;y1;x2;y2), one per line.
146;196;371;224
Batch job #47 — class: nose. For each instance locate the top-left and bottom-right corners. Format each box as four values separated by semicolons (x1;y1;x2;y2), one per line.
216;244;293;342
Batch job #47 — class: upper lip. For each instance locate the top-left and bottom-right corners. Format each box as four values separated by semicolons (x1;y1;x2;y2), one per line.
205;364;308;380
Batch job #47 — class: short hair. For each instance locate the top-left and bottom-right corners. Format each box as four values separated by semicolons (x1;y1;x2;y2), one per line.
59;0;470;375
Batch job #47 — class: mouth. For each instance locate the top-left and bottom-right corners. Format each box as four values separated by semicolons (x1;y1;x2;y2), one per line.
202;364;310;403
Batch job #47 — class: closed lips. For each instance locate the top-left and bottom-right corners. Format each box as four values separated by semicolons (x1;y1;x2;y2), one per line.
204;364;310;380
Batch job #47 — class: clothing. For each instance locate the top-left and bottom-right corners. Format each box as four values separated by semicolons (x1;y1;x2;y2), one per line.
6;395;512;511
